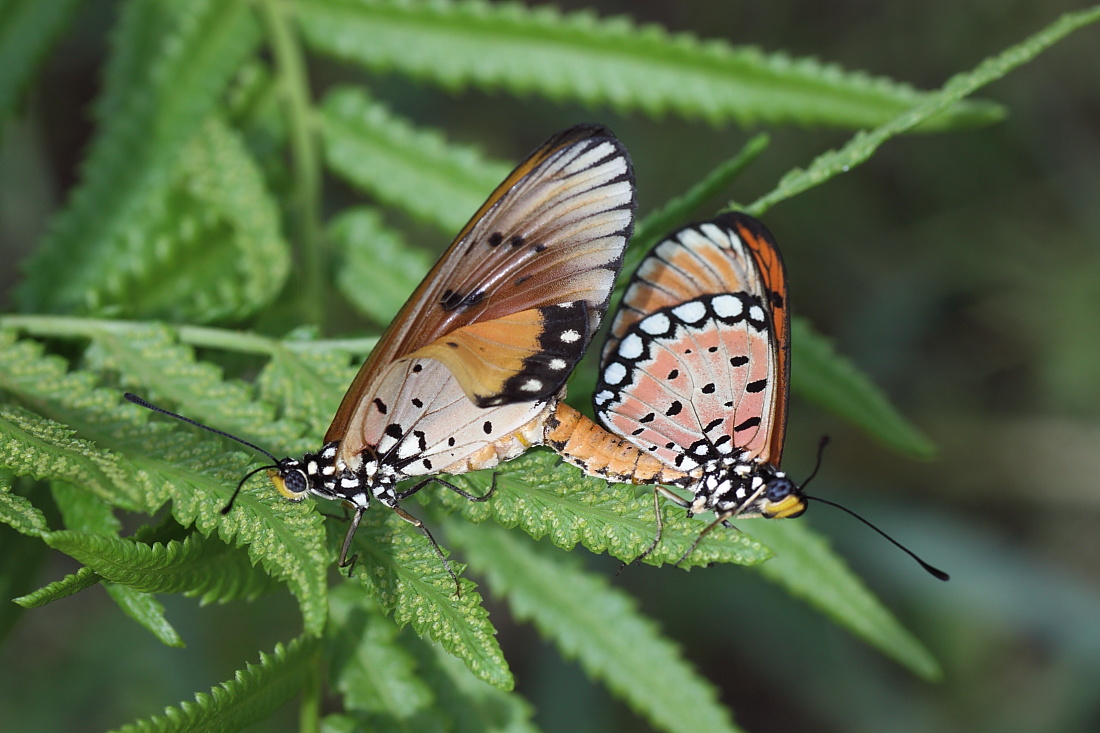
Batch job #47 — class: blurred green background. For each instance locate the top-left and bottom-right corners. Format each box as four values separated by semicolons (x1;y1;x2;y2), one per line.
2;1;1098;731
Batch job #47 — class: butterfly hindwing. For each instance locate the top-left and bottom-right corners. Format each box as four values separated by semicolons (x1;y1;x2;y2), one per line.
595;214;789;469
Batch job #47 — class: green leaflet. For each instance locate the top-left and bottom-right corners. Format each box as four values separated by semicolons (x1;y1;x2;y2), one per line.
0;0;82;123
747;5;1100;216
345;509;513;691
110;636;321;733
321;86;511;234
298;0;1000;130
329;207;433;325
0;472;48;536
790;318;937;459
441;450;771;569
17;0;264;316
450;522;743;733
43;529;283;605
746;520;942;680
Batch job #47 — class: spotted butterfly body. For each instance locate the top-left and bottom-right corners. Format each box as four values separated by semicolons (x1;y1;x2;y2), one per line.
267;125;635;570
547;213;806;527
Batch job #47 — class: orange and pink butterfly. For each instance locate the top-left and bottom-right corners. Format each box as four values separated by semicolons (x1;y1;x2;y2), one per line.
128;124;947;588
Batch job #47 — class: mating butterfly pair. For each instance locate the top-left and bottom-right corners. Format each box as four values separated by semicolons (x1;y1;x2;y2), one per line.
130;125;832;589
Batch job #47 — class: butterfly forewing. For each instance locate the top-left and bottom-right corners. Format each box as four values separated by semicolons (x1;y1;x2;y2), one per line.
328;125;635;468
595;214;789;468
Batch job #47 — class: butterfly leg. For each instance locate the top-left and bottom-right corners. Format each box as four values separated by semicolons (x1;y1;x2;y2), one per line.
338;506;367;577
395;475;497;503
618;485;691;573
674;510;735;568
391;504;461;597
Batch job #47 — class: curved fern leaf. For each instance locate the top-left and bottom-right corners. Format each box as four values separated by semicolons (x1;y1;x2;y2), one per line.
347;510;513;691
17;0;262;314
43;530;284;604
329;207;433;325
105;582;184;648
0;0;82;123
321;87;510;234
441;450;771;569
451;522;742;733
0;472;48;536
111;636;321;733
299;0;1000;130
745;520;942;680
255;345;361;434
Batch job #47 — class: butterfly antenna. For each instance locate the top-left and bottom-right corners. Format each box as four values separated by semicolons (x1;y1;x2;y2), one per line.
801;435;830;489
124;393;281;465
125;393;281;514
806;495;950;581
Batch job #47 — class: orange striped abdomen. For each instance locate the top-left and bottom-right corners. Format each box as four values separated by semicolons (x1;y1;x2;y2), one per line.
544;403;692;486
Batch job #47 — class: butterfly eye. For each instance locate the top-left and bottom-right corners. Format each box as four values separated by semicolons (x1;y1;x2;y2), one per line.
765;476;795;502
274;462;309;501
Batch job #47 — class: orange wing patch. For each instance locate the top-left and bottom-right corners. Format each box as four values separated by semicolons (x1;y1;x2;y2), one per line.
408;301;590;407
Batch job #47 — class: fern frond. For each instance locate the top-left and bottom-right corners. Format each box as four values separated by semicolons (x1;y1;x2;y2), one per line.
442;450;771;569
0;472;48;536
17;0;262;314
0;0;81;123
748;5;1100;216
43;529;283;604
329;207;432;325
105;583;184;648
83;321;303;449
451;523;742;733
112;636;321;733
255;346;361;434
320;87;510;234
13;566;100;608
299;0;1000;130
746;520;942;680
347;509;513;690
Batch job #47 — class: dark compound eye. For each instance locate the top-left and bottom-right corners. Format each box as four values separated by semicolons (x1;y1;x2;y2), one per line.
282;469;309;496
765;477;795;502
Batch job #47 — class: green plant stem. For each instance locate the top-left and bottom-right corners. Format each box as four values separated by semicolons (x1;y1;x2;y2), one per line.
0;314;378;356
299;646;322;733
258;0;325;328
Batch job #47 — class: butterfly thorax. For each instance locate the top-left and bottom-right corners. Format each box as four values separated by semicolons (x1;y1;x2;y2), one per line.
272;441;402;512
689;453;806;520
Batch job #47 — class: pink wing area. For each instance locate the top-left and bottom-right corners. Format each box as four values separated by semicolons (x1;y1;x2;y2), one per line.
345;357;551;478
596;292;777;471
596;214;789;469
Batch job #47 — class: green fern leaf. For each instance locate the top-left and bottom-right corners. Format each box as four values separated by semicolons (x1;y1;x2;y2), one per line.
748;5;1100;215
330;207;433;325
83;322;302;449
105;582;184;648
791;318;936;459
321;87;510;234
328;584;441;721
17;0;262;314
441;450;771;569
451;522;743;733
42;529;283;604
255;345;360;434
111;636;321;733
13;566;100;608
348;509;513;691
745;520;941;680
299;0;1000;130
0;471;48;536
0;0;82;123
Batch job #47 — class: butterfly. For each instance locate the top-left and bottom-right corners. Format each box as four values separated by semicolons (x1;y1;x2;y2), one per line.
129;124;635;588
547;213;804;559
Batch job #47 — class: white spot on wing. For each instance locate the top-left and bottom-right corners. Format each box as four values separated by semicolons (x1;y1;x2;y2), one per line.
603;362;627;385
594;390;614;405
618;333;644;359
712;294;743;318
639;312;671;335
521;378;543;392
549;358;568;370
560;329;581;343
749;305;766;322
672;301;707;324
